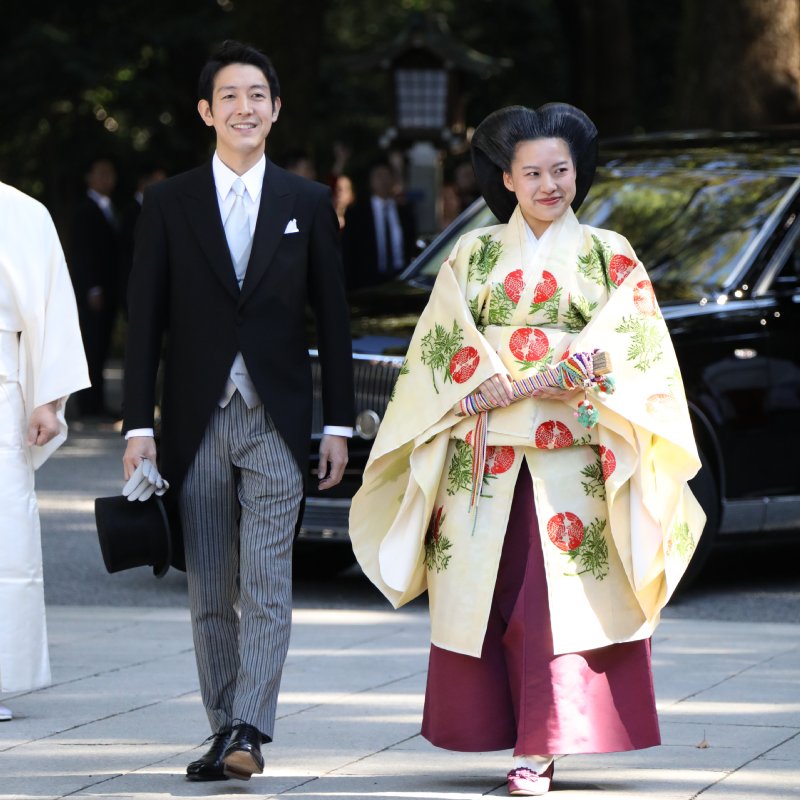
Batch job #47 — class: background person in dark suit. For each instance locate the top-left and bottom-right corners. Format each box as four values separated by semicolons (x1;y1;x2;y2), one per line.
341;160;417;290
118;164;167;315
68;157;120;418
121;41;354;783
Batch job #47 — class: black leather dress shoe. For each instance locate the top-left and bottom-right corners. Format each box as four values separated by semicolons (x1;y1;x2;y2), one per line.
222;723;265;780
186;730;231;782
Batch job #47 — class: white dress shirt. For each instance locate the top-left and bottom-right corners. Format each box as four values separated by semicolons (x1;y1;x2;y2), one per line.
127;153;352;439
87;188;115;225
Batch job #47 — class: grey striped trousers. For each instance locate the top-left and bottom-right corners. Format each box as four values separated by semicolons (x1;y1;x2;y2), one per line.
179;391;302;740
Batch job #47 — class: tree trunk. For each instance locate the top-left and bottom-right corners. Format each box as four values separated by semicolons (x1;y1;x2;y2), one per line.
555;0;637;135
231;0;328;160
676;0;800;127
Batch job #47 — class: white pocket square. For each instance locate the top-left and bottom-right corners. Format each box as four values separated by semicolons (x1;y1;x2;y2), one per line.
284;218;299;234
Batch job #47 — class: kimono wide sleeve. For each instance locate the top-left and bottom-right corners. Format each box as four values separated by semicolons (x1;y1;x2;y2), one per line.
349;236;506;607
0;183;90;468
568;239;706;621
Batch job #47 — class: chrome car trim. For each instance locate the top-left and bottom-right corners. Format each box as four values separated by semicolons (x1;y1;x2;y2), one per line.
308;348;406;366
720;496;800;534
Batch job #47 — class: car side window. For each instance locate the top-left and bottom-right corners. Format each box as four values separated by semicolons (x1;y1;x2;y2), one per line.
772;215;800;292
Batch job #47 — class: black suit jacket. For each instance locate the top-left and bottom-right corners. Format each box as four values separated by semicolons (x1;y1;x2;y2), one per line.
123;158;354;565
341;197;417;290
68;195;120;308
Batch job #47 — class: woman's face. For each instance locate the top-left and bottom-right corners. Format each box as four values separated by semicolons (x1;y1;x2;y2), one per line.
502;137;576;237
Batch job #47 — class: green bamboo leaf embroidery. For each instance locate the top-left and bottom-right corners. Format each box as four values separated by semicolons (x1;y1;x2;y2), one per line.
562;295;599;333
518;348;555;373
420;320;464;393
488;283;515;325
424;507;452;572
577;235;613;289
667;521;695;560
529;287;563;326
566;518;609;580
467;234;503;284
468;295;482;326
446;439;473;495
615;315;665;372
580;453;606;499
388;358;410;403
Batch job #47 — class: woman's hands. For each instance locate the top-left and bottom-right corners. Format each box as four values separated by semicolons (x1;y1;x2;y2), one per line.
477;373;515;407
475;374;580;409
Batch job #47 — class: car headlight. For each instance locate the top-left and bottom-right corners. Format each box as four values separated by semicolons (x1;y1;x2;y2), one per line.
355;409;381;440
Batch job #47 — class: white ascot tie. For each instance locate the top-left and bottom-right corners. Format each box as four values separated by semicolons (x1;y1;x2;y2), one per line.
224;177;253;286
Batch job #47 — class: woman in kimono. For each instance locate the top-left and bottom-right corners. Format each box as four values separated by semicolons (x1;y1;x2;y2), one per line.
0;181;89;721
349;104;705;796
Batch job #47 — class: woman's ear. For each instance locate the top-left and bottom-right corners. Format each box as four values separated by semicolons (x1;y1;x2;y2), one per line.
502;171;514;192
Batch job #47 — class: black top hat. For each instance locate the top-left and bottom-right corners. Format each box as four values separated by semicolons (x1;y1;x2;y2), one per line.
95;495;172;578
471;103;599;224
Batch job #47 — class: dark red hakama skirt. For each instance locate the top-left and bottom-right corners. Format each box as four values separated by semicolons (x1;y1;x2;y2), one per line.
421;466;661;755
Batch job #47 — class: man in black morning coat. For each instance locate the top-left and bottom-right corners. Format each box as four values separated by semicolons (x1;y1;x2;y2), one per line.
122;41;354;783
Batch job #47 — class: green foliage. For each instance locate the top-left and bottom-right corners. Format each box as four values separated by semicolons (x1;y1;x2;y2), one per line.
615;315;665;372
467;235;503;284
487;282;515;325
446;439;473;495
419;320;463;393
669;521;695;560
577;235;613;290
580;454;606;499
388;358;410;402
529;287;562;326
468;295;483;326
562;295;598;332
567;518;609;580
424;507;452;572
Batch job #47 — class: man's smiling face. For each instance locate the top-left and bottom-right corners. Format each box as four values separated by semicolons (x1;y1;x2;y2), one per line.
197;63;281;168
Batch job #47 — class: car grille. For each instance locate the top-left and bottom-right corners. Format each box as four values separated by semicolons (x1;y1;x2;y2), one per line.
298;497;351;538
309;350;404;437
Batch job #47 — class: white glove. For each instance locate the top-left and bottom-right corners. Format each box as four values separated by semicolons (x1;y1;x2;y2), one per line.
122;458;170;502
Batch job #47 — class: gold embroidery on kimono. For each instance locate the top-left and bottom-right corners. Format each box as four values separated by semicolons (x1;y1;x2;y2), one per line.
349;205;706;658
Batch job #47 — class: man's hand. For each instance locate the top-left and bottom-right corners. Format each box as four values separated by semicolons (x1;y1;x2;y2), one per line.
27;400;60;447
318;434;348;490
123;436;158;481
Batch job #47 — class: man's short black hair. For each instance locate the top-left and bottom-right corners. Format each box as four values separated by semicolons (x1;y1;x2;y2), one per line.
198;40;281;107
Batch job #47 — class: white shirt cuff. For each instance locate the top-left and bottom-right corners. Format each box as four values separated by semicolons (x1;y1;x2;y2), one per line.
323;425;353;438
127;425;352;439
125;428;155;439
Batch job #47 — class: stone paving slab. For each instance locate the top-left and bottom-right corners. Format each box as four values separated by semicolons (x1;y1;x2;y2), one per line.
1;609;799;799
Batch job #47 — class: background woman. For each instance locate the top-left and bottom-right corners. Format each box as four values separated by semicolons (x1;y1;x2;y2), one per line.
0;181;89;721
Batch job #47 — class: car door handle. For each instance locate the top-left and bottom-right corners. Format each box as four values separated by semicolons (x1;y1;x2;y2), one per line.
734;348;758;359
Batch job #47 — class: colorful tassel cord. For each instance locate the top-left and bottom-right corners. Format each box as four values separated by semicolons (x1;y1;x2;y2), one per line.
468;411;488;511
457;350;614;421
461;350;616;512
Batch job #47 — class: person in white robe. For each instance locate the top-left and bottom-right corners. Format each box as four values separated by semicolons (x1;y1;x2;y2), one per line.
0;181;89;720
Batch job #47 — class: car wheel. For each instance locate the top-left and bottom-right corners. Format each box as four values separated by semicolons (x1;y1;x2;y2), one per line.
292;541;357;580
677;447;720;590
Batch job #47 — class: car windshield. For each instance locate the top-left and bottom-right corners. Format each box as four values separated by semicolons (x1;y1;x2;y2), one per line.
410;167;796;301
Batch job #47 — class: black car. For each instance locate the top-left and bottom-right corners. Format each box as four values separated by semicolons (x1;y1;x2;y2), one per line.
296;131;800;580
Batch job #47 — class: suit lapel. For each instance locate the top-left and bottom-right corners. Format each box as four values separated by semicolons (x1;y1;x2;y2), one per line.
239;158;294;306
180;163;239;300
